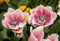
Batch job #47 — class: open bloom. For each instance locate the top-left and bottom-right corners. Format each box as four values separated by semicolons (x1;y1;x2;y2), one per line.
2;8;29;33
28;5;57;27
28;26;58;41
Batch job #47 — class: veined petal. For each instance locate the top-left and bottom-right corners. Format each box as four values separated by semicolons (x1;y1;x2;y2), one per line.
28;33;38;41
28;26;44;41
48;34;58;41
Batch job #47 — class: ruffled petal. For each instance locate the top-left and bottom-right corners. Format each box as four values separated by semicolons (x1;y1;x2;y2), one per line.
48;34;58;41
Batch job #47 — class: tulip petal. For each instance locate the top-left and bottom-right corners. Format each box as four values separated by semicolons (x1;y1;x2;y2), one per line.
48;34;58;41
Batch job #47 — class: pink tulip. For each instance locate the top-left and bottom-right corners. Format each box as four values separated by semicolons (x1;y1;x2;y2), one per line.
28;26;44;41
2;8;29;33
28;26;58;41
28;5;57;27
48;34;58;41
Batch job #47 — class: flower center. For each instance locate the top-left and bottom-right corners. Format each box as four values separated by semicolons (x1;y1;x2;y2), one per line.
39;15;46;23
11;20;19;27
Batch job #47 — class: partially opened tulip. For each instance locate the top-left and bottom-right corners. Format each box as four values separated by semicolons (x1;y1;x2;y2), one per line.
28;26;44;41
43;34;58;41
28;5;57;27
28;26;58;41
48;34;58;41
2;8;29;33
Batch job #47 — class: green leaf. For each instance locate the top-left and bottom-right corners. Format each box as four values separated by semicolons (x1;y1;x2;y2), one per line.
0;3;8;13
18;0;29;7
23;23;30;41
6;3;16;9
48;18;60;34
0;12;5;31
1;28;9;39
23;27;28;41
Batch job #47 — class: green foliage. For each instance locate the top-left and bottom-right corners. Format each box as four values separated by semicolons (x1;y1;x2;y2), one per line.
23;23;30;41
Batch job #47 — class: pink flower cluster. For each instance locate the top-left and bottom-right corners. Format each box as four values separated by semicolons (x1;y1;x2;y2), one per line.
2;5;58;41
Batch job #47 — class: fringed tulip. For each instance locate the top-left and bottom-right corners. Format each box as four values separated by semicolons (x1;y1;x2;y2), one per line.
28;5;57;27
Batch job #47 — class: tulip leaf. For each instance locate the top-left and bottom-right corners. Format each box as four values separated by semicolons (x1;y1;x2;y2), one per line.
23;23;30;41
48;18;60;35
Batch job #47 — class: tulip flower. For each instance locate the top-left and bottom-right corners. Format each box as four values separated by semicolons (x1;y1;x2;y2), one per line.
28;5;57;27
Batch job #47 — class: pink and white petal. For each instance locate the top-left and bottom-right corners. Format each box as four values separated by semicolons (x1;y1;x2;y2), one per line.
44;11;57;27
11;13;17;20
23;12;29;16
32;17;42;27
57;10;60;16
35;5;44;15
4;12;13;21
2;19;19;29
28;14;34;24
30;5;44;14
12;27;23;33
8;8;15;12
16;9;25;21
4;8;15;19
30;26;33;33
32;18;37;25
10;9;22;20
4;18;12;24
19;22;26;27
32;26;44;41
28;26;44;41
36;5;44;10
28;33;38;41
28;26;38;41
42;39;51;41
46;6;52;11
2;18;12;28
2;19;9;28
44;19;54;27
23;12;29;21
30;9;35;14
9;25;18;29
51;12;57;21
16;13;24;22
58;1;60;9
48;34;58;41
